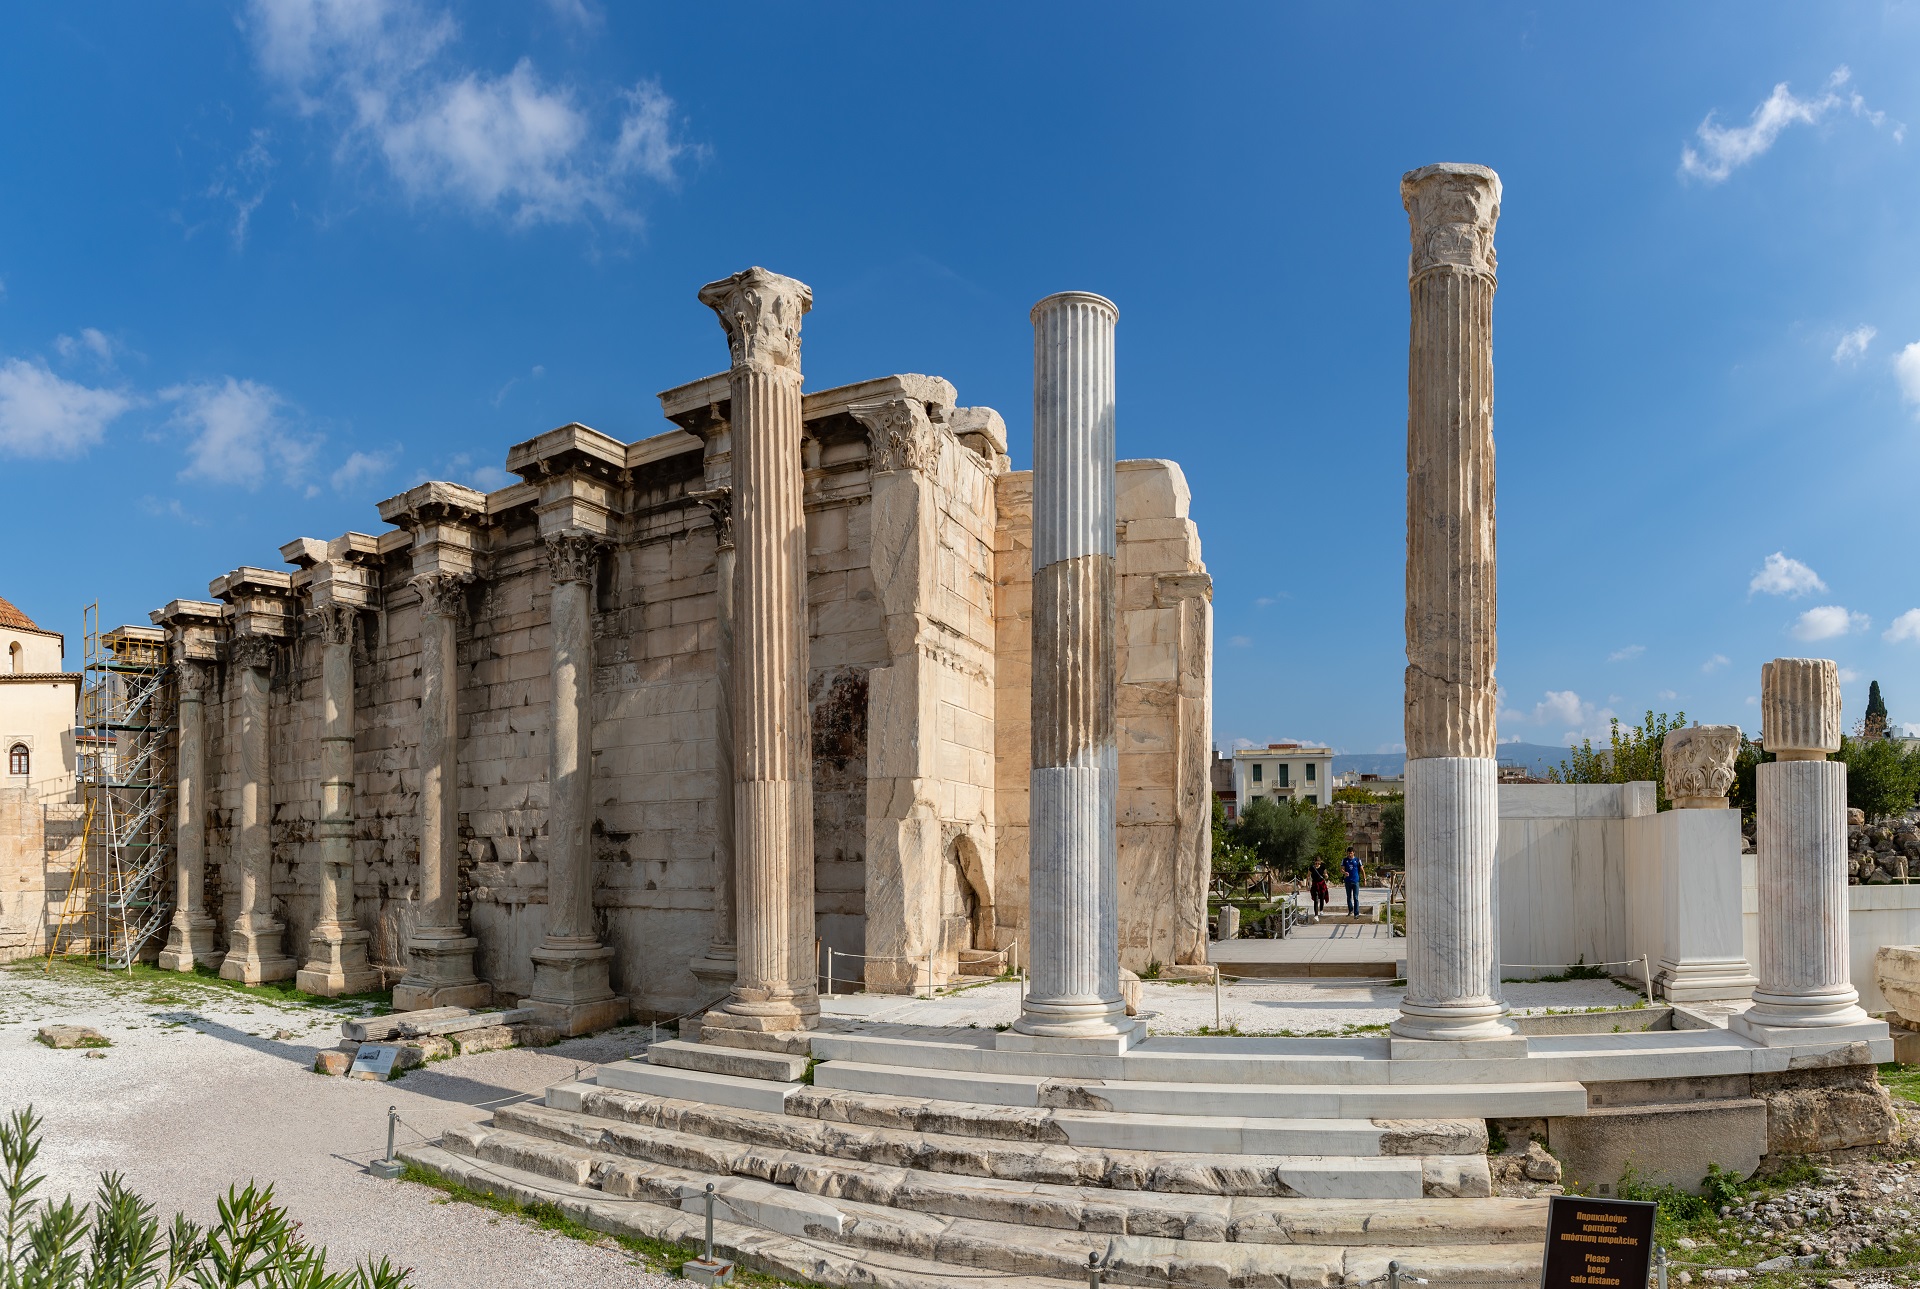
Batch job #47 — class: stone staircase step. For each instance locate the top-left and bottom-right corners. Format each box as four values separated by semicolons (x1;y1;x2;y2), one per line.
809;1029;1384;1083
646;1038;810;1083
595;1058;798;1112
692;1025;814;1056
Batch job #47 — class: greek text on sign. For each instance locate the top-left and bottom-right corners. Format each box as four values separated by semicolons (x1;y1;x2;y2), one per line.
1540;1195;1656;1289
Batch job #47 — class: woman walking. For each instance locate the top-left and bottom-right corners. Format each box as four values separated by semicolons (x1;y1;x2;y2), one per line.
1308;858;1331;918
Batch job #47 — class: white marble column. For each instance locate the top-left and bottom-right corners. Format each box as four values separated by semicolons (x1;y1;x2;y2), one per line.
1736;659;1872;1035
699;266;820;1033
1012;291;1128;1041
690;491;738;987
220;635;296;983
1392;163;1514;1046
295;605;378;995
157;660;218;972
393;573;490;1010
525;533;626;1034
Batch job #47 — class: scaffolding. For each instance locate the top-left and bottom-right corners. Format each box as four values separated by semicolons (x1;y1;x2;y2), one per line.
50;604;176;969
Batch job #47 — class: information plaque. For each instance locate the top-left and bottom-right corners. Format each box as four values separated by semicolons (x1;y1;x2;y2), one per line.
1540;1194;1657;1289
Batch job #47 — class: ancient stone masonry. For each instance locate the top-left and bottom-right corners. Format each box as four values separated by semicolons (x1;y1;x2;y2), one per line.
1662;723;1740;810
155;600;223;972
143;268;1212;1023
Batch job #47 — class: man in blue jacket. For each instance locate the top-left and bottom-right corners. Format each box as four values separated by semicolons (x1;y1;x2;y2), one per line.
1341;848;1363;918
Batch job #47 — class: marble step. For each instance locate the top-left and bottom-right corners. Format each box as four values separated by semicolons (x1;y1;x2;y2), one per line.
808;1029;1385;1083
416;1131;1541;1287
521;1089;1472;1198
646;1038;811;1083
813;1058;1586;1119
595;1058;799;1112
399;1142;1085;1289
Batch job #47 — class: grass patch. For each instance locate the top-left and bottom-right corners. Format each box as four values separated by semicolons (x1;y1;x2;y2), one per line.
34;1031;110;1049
1183;1021;1389;1038
1879;1061;1920;1104
17;956;391;1016
399;1162;822;1287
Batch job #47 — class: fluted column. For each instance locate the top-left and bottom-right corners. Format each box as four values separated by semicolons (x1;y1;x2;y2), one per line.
1393;163;1513;1045
699;266;819;1033
525;533;626;1034
157;661;218;972
1737;659;1871;1033
393;573;490;1010
1013;290;1128;1040
690;490;738;986
220;635;295;983
295;606;378;995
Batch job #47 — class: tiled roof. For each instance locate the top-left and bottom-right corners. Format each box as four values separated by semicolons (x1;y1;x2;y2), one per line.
0;596;39;632
0;672;80;683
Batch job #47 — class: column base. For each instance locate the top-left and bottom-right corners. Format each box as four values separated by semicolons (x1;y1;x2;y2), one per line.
296;924;381;997
1389;1002;1518;1048
996;1020;1145;1056
705;979;821;1033
525;940;627;1036
393;931;491;1012
1656;955;1758;1004
156;913;220;974
1735;985;1873;1033
1728;1010;1886;1048
218;915;296;984
1010;994;1131;1041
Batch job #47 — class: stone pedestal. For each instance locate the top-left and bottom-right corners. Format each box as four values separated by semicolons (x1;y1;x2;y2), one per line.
158;657;220;972
1733;658;1875;1044
1009;290;1129;1043
1392;162;1513;1048
220;636;296;984
1629;807;1757;1002
698;267;820;1035
524;534;626;1035
296;604;378;996
393;572;489;1011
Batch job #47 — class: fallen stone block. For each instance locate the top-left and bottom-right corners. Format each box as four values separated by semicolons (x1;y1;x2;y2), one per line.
394;1036;456;1068
400;1007;534;1037
314;1050;352;1076
343;1007;469;1042
36;1025;109;1049
451;1025;517;1055
510;1021;565;1048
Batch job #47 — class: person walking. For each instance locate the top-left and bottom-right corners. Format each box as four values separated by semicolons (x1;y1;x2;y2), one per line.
1308;859;1331;918
1341;847;1363;918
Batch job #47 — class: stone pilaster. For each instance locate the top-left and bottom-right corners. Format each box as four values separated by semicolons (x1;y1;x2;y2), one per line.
1392;163;1515;1048
392;571;490;1010
1010;290;1129;1043
524;532;626;1034
157;655;218;972
689;489;738;988
220;632;296;983
294;603;378;995
699;266;820;1033
1734;659;1874;1038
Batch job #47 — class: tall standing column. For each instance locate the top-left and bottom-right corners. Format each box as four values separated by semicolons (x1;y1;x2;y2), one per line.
1012;291;1128;1041
699;266;819;1033
220;635;296;983
393;573;490;1010
1733;659;1873;1037
690;491;738;987
1392;163;1514;1046
157;660;218;971
525;534;627;1034
295;605;378;995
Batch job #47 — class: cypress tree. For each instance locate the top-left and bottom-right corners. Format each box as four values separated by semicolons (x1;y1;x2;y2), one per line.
1866;680;1890;740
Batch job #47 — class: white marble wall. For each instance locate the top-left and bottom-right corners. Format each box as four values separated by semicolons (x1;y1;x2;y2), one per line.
1495;784;1651;979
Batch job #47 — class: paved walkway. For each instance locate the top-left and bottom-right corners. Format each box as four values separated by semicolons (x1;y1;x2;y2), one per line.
1210;887;1405;978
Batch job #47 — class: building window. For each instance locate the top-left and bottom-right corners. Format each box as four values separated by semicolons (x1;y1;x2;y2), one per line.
1277;764;1289;788
7;642;19;674
1306;763;1316;783
1251;764;1261;782
7;744;26;776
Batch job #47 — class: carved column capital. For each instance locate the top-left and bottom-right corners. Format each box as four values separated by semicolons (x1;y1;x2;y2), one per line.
176;659;213;700
410;571;470;622
1663;723;1741;807
1402;163;1501;281
1763;657;1843;758
310;603;355;647
229;633;277;673
544;532;604;585
850;398;939;474
689;488;733;551
697;267;812;375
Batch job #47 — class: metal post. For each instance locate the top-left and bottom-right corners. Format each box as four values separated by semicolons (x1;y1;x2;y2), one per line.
704;1182;716;1263
1087;1250;1101;1288
1213;964;1222;1030
384;1105;396;1164
1642;953;1655;1007
369;1104;403;1178
1656;1244;1668;1289
826;946;834;999
1388;1260;1401;1289
926;949;935;995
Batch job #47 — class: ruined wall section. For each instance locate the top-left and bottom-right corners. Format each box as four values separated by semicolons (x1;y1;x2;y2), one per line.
991;471;1034;954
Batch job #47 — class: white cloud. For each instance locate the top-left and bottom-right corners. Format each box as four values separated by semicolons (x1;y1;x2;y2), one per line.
1499;689;1617;744
1897;342;1920;420
1833;324;1877;363
1791;605;1869;641
206;129;276;250
1681;66;1896;184
0;358;132;459
330;447;397;492
1749;551;1826;597
1227;635;1253;648
1838;667;1861;684
54;328;116;365
163;377;320;490
1885;609;1920;644
1702;653;1731;673
1658;689;1679;701
244;0;694;226
1607;644;1646;663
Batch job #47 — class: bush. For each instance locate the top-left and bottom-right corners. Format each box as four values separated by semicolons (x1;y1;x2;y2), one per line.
1379;799;1404;868
3;1106;408;1289
1550;710;1688;810
1836;735;1920;822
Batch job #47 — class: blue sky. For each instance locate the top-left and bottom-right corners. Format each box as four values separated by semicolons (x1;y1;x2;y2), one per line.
3;3;1920;755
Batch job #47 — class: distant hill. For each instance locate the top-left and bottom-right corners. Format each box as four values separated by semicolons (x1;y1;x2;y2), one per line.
1332;741;1575;780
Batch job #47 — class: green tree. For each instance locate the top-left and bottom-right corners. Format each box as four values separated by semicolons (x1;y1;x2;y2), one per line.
1313;806;1349;868
1731;733;1769;820
1836;734;1920;821
1549;710;1689;810
1210;799;1258;886
1865;680;1890;740
1379;798;1405;868
1234;797;1319;877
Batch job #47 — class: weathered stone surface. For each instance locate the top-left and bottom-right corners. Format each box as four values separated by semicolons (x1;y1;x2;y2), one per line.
393;1035;455;1067
508;1022;564;1048
1876;945;1920;1025
1375;1119;1488;1156
313;1050;351;1075
1664;724;1741;808
36;1024;108;1049
1550;1099;1769;1194
1762;658;1843;757
1753;1067;1896;1155
450;1025;517;1055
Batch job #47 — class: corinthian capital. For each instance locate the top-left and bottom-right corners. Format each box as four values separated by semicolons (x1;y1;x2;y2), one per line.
311;603;355;647
544;532;604;585
229;633;277;673
850;398;939;474
176;659;213;700
1663;723;1741;807
410;572;470;622
697;267;812;374
1402;163;1500;280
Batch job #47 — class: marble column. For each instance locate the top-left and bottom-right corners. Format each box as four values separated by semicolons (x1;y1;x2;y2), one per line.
393;573;490;1011
157;660;218;972
525;533;626;1034
295;606;379;995
1736;659;1872;1034
699;266;820;1033
689;490;738;987
1392;163;1514;1046
1012;290;1128;1041
220;635;296;983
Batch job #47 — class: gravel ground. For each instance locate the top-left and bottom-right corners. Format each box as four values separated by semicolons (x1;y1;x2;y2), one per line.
1;960;674;1289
